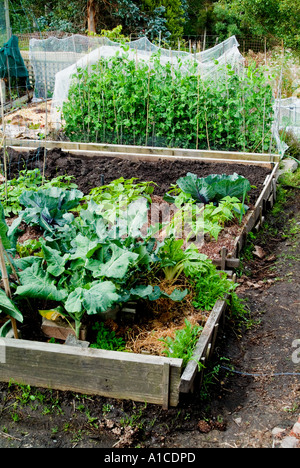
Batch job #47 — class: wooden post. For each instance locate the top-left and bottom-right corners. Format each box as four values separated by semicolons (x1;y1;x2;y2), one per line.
162;362;170;410
0;80;8;204
220;247;227;271
0;239;18;339
4;0;11;41
0;80;5;109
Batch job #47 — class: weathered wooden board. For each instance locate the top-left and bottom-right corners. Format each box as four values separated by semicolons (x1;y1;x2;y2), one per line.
7;139;280;167
180;299;228;394
0;338;182;407
232;163;279;259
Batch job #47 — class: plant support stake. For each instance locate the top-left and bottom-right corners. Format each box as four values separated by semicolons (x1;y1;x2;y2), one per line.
0;238;18;338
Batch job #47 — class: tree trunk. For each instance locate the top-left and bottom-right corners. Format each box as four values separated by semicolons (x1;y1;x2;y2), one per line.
87;0;97;34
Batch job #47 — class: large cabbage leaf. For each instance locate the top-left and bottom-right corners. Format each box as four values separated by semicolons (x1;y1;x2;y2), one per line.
19;187;83;233
175;172;251;204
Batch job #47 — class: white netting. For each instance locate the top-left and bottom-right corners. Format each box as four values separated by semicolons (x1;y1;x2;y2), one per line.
274;97;300;139
28;35;244;129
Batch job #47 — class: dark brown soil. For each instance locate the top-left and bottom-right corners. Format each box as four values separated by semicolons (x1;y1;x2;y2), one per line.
6;147;271;205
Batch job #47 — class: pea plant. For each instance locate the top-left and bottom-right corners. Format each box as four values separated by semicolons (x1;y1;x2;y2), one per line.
62;50;275;153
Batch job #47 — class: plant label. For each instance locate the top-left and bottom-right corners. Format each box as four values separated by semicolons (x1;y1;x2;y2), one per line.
292;339;300;364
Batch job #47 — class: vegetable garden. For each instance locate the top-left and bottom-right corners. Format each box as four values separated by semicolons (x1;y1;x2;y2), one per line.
0;144;279;406
0;35;282;407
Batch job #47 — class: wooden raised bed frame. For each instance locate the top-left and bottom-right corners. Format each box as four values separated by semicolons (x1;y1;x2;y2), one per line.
0;141;280;408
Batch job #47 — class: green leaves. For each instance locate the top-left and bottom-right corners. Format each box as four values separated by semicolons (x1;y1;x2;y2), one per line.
0;169;78;218
175;172;251;204
126;284;188;302
19;187;83;233
0;202;12;250
63;52;274;153
160;318;203;368
176;172;216;204
95;244;139;279
70;234;101;260
16;262;68;302
41;242;69;277
64;282;120;316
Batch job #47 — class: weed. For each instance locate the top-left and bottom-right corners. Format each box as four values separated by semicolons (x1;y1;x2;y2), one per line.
191;268;237;312
90;322;126;351
102;403;114;416
160;319;203;368
85;410;99;428
120;403;147;430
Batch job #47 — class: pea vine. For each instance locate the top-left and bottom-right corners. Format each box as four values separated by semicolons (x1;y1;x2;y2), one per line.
62;51;274;153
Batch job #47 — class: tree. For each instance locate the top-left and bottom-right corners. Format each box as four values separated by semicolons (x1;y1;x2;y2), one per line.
184;0;215;36
87;0;98;33
141;0;186;42
213;0;300;48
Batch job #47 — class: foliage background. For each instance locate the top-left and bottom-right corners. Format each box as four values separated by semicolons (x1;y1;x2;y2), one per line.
7;0;300;50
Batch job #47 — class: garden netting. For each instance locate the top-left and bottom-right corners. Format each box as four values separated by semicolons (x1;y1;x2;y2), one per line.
275;97;300;140
28;35;244;126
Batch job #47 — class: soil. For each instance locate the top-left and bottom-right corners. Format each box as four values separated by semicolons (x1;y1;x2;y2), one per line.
6;147;270;204
0;152;299;450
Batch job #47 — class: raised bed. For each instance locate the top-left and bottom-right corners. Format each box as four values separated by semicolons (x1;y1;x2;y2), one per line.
0;142;280;407
6;140;279;271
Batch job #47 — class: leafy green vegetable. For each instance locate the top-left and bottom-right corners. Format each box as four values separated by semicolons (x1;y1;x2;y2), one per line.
175;172;251;204
190;265;237;311
0;289;23;323
18;187;83;233
0;320;13;337
158;238;209;281
16;239;42;258
10;191;188;337
64;281;120;316
0;168;78;217
160;319;203;368
63;53;275;154
16;262;68;302
0;201;13;250
94;244;139;279
85;177;156;206
90;322;126;351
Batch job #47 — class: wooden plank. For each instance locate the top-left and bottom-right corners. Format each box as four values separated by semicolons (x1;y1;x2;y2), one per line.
162;362;170;410
6;139;280;166
0;91;34;116
231;162;279;258
213;257;240;269
0;338;182;407
8;146;275;168
180;298;228;393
